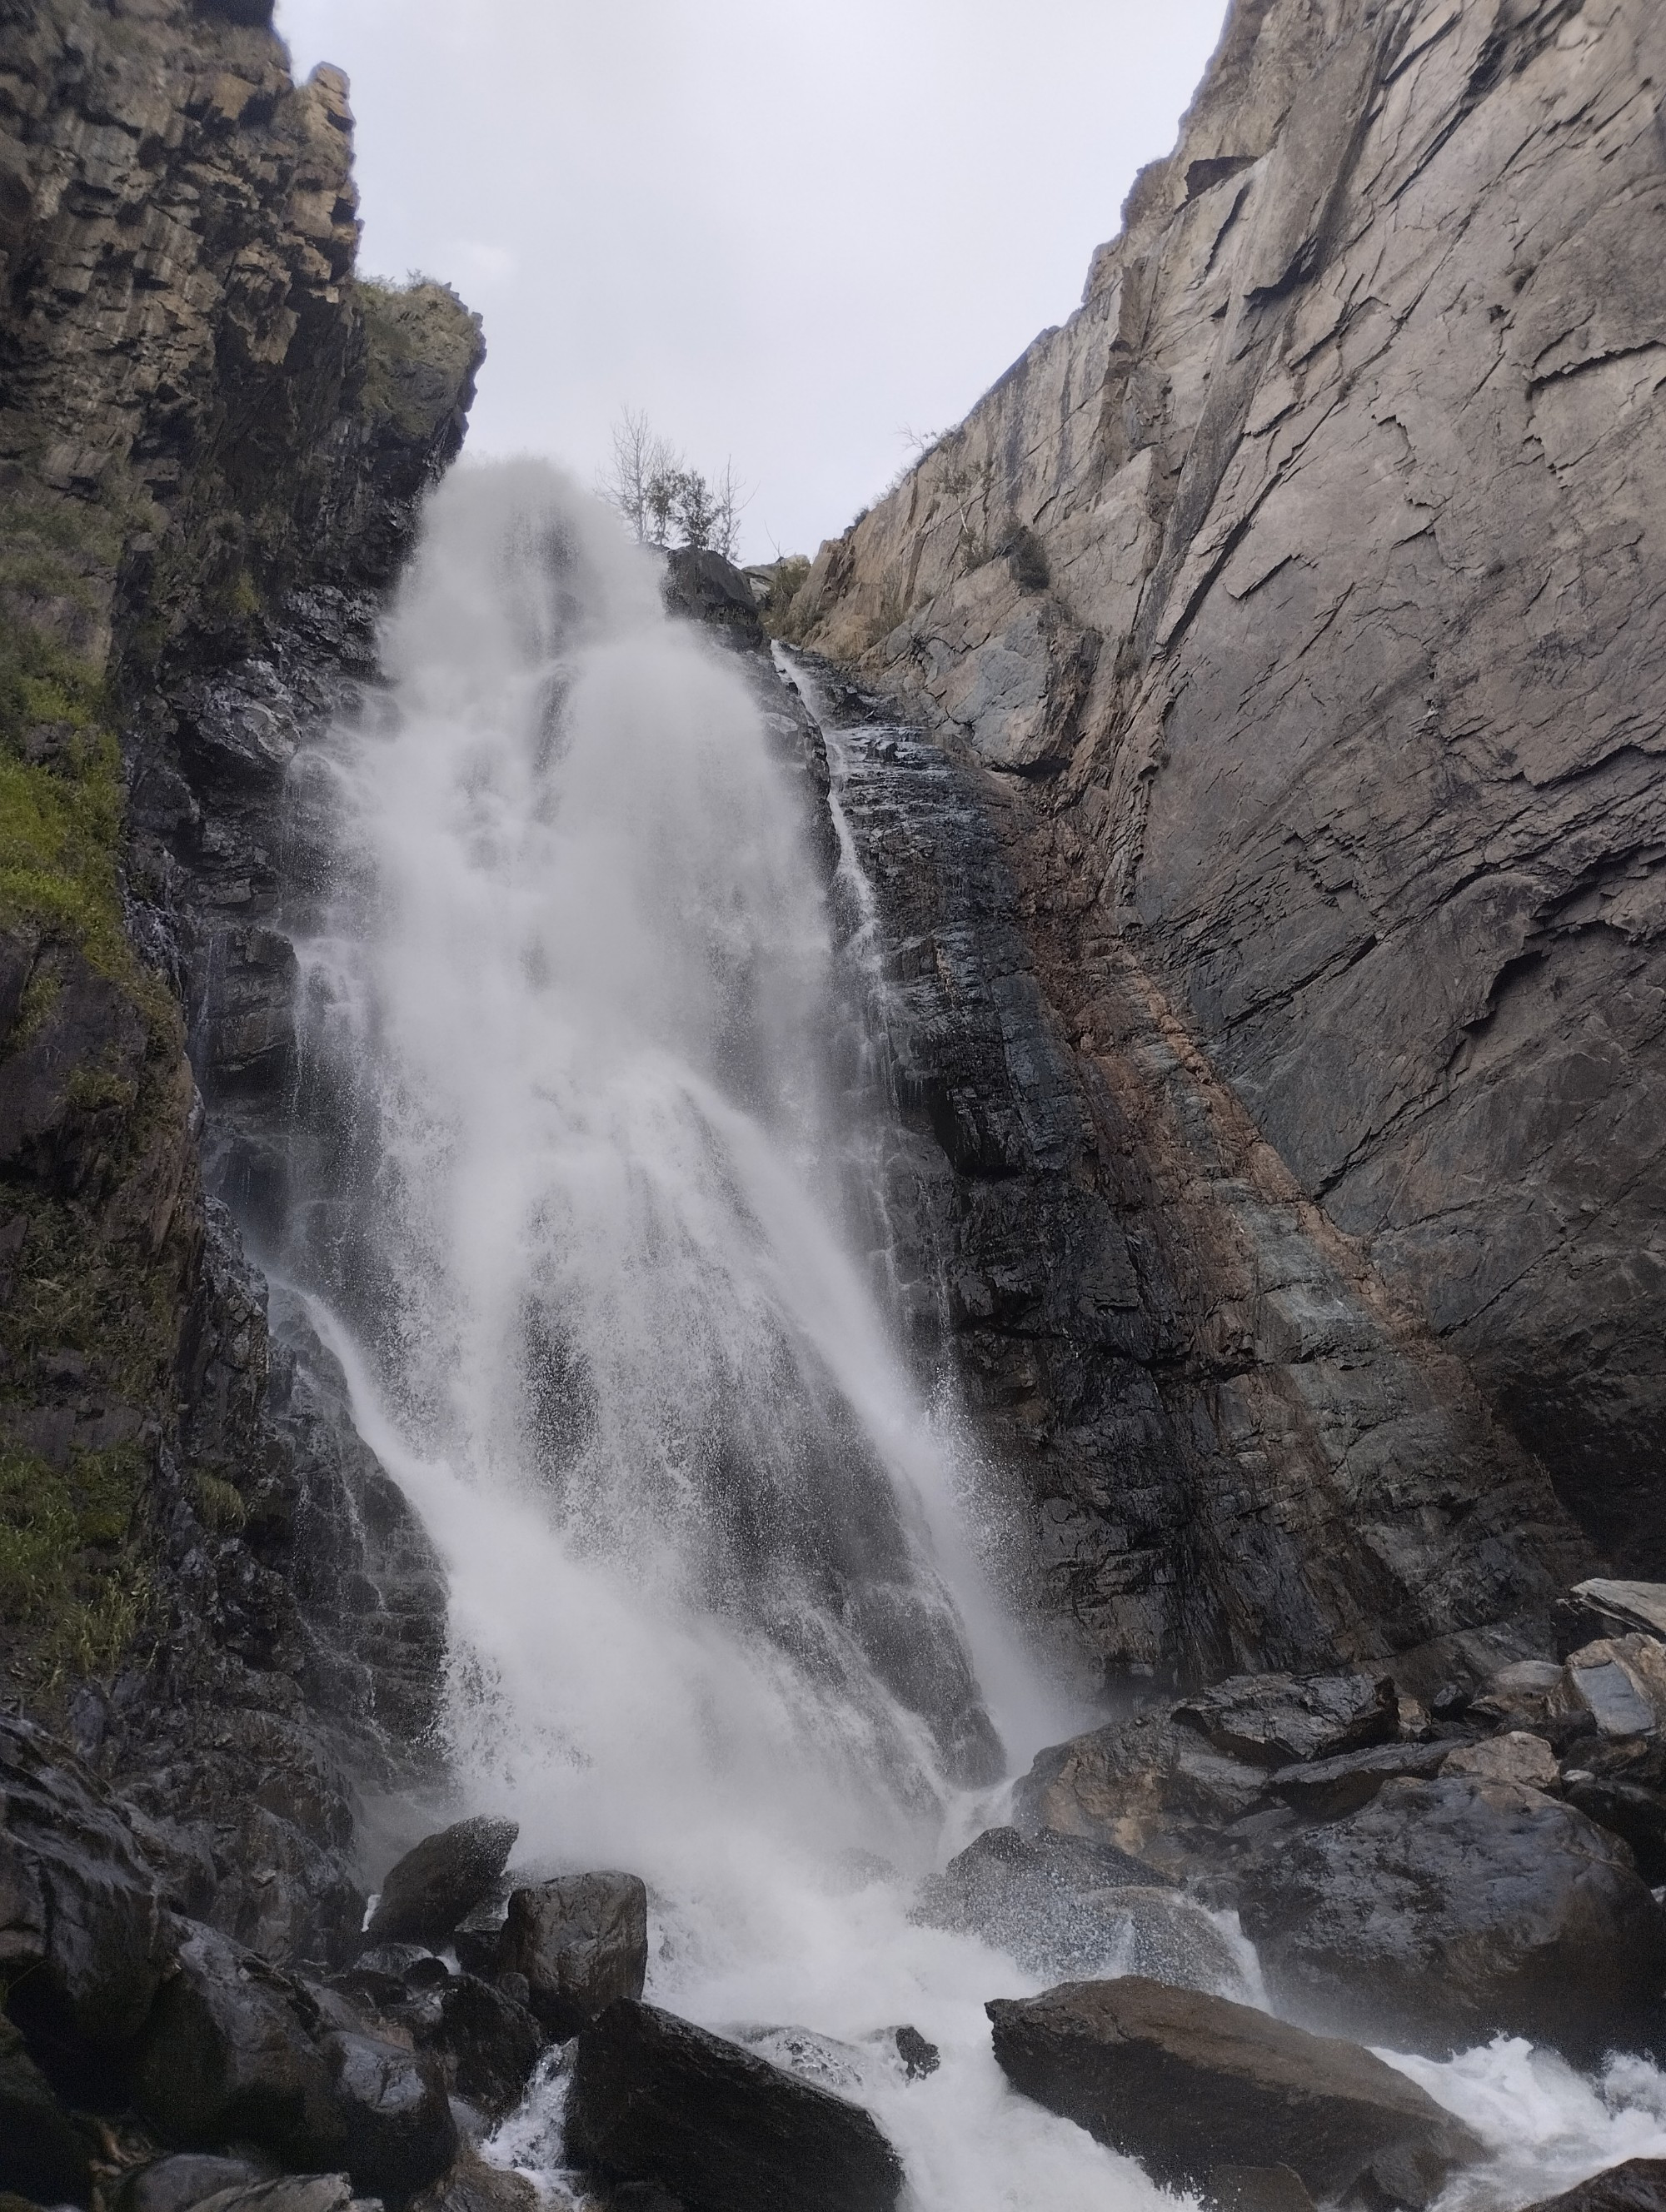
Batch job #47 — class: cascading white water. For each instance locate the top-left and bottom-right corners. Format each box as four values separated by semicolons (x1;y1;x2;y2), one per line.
286;458;1666;2210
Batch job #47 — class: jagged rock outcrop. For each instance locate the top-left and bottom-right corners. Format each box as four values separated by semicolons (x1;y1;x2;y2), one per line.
0;0;479;1957
792;0;1666;1653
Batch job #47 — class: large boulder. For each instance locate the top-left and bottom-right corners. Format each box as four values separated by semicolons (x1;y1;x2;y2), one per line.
132;1923;457;2199
498;1872;646;2038
407;2157;541;2212
364;1819;519;1949
0;2013;92;2204
1013;1709;1271;1882
913;1825;1246;1994
1240;1776;1666;2053
1555;1582;1666;1657
114;2156;271;2212
1174;1673;1399;1766
187;2184;382;2212
985;1977;1480;2209
566;1998;904;2212
1520;2161;1666;2212
427;1975;543;2119
0;1717;168;2083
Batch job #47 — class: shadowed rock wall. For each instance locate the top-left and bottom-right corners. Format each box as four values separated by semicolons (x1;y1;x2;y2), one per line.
796;0;1666;1577
0;0;479;1961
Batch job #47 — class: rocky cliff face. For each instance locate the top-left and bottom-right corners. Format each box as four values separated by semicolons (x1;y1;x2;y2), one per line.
0;0;480;1960
795;0;1666;1650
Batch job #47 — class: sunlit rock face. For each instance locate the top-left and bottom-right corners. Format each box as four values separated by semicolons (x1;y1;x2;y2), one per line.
796;0;1666;1579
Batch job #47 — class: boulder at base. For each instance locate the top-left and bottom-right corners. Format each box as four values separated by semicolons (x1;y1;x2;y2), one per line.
132;1923;457;2199
985;1977;1480;2210
499;1872;646;2037
365;1818;519;1948
1239;1776;1666;2053
566;1997;904;2212
407;2155;541;2212
0;2013;92;2204
1519;2160;1666;2212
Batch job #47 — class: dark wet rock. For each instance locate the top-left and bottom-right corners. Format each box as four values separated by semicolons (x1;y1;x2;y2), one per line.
985;1977;1480;2209
1206;2167;1317;2212
426;1975;543;2120
0;2014;92;2205
0;1717;168;2085
1470;1660;1594;1752
132;1922;456;2198
662;551;766;649
114;2155;272;2212
1175;1673;1399;1768
1519;2160;1666;2212
451;1898;510;1982
914;1821;1244;1990
327;2028;459;2203
1240;1776;1666;2055
893;2025;938;2079
1269;1741;1450;1821
365;1820;520;1950
1563;1738;1666;1885
189;2183;381;2212
566;1998;903;2212
1555;1585;1666;1661
406;2155;540;2212
1013;1708;1271;1881
499;1873;647;2040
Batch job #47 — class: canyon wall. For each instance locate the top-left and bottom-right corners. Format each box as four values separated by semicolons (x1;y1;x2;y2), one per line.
796;0;1666;1657
0;0;480;1958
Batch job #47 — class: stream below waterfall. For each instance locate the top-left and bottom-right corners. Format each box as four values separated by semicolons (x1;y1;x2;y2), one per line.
272;460;1666;2211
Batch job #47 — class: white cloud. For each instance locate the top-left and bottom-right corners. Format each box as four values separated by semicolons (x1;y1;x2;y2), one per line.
276;0;1229;561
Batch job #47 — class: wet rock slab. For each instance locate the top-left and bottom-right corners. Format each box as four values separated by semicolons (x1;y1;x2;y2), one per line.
1520;2161;1666;2212
1240;1776;1666;2054
985;1976;1480;2209
500;1872;646;2039
365;1819;520;1949
566;1997;903;2212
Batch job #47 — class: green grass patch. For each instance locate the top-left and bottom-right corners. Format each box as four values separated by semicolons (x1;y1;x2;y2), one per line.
0;1443;152;1685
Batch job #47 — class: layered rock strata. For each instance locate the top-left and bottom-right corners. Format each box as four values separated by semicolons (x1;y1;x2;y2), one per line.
0;0;479;1959
794;0;1666;1572
793;657;1584;1683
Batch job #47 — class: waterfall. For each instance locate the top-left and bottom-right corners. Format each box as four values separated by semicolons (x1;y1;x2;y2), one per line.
282;458;1171;2208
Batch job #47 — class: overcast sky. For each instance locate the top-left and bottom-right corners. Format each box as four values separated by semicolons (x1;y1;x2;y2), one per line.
275;2;1229;564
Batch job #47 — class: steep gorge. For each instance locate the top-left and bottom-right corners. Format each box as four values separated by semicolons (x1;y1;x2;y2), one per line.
794;0;1666;1657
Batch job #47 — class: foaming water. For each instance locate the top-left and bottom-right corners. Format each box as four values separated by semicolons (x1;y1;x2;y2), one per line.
288;459;1166;2207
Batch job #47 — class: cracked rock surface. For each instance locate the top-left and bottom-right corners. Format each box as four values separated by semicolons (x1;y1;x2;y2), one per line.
796;0;1666;1569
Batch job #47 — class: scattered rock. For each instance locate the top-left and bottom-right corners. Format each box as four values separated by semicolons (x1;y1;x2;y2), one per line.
190;2182;382;2212
132;1922;456;2197
0;1717;169;2085
566;1998;903;2212
500;1873;646;2039
1555;1584;1666;1657
407;2155;541;2212
115;2156;271;2212
1470;1661;1592;1751
1563;1741;1666;1884
894;2025;938;2079
451;1898;509;1982
985;1977;1479;2208
1442;1732;1559;1789
1519;2160;1666;2212
913;1824;1183;1975
0;2013;92;2205
1269;1741;1450;1821
365;1820;519;1950
1175;1674;1399;1767
1240;1776;1666;2053
1568;1640;1666;1739
428;1975;543;2120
